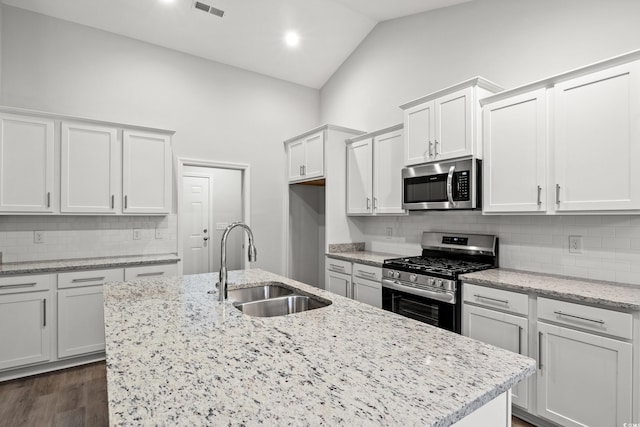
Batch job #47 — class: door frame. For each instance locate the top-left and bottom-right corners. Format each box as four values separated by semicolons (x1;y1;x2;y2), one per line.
177;158;251;276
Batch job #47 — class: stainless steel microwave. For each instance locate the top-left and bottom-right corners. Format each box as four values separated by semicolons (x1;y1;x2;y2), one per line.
402;157;481;210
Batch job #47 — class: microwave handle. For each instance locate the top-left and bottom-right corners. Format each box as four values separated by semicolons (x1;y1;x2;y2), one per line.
446;166;456;207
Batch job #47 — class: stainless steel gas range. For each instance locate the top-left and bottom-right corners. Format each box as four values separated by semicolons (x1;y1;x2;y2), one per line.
382;232;498;333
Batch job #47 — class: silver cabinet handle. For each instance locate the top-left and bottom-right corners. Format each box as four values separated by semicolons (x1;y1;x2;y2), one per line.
518;326;522;354
434;139;439;156
537;185;542;206
0;282;37;289
302;165;306;175
373;198;378;209
72;277;106;283
47;192;51;208
428;140;433;157
357;270;376;278
474;294;509;305
43;298;47;327
124;195;128;209
446;165;456;207
555;184;560;205
366;197;371;210
538;331;543;370
329;264;345;271
111;195;115;209
553;310;605;325
137;272;164;277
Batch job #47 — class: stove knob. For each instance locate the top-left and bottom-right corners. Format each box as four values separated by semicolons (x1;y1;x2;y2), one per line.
427;278;435;286
387;270;394;278
436;279;443;288
409;274;417;282
393;271;401;279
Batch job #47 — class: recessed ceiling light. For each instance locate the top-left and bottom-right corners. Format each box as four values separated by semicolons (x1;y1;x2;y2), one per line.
285;32;300;48
160;0;175;3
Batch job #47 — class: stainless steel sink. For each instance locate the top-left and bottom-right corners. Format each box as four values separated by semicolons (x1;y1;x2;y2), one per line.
227;282;293;303
234;295;331;317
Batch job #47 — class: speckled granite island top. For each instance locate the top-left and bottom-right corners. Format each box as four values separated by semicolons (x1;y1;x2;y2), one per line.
461;269;640;310
0;254;179;276
103;269;535;426
326;251;401;267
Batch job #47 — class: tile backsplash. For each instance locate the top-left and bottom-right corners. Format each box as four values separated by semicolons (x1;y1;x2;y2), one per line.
0;215;177;263
351;212;640;286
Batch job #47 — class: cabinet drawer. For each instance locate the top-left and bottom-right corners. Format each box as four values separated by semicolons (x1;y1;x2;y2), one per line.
326;258;352;275
463;283;528;316
58;268;124;289
0;274;51;295
124;264;177;281
538;297;632;340
352;263;382;282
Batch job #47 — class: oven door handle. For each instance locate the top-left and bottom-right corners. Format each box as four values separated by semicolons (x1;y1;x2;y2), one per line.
382;279;456;304
446;165;456;207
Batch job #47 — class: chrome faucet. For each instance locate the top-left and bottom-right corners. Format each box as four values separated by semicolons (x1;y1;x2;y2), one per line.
218;222;257;302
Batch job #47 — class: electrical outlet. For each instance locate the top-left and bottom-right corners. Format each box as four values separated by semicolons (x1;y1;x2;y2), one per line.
386;227;393;239
155;229;163;239
34;231;45;244
569;235;583;254
133;229;142;240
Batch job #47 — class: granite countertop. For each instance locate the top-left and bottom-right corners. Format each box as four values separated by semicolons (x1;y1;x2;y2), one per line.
0;254;180;276
326;251;401;267
103;268;535;426
461;269;640;311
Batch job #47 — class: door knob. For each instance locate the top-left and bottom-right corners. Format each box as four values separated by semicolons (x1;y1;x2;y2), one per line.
203;237;209;241
203;229;208;233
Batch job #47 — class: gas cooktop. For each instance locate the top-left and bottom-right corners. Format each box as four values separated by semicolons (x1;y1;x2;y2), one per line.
384;256;495;278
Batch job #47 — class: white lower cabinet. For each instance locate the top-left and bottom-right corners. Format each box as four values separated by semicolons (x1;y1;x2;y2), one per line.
325;258;382;308
0;290;51;371
326;270;350;298
57;286;105;358
352;277;382;308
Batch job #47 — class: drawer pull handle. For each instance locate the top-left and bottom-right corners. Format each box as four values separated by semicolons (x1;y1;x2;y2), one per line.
72;276;106;283
553;310;605;325
357;270;376;277
137;272;164;277
474;294;509;305
0;282;37;289
329;264;345;271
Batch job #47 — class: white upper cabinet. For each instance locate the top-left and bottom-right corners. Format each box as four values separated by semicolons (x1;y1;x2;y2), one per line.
0;113;55;213
554;61;640;212
483;88;547;213
401;78;503;166
347;125;405;216
61;122;119;214
122;129;172;214
287;131;325;183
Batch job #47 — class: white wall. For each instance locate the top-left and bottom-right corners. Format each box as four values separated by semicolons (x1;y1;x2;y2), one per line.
321;0;640;286
0;6;320;271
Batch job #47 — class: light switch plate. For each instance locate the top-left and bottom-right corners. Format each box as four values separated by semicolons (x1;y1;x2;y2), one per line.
569;235;582;254
386;227;393;239
34;231;44;244
155;229;163;239
133;229;142;240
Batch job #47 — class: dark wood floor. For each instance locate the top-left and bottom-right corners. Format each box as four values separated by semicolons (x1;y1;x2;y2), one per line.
0;362;536;426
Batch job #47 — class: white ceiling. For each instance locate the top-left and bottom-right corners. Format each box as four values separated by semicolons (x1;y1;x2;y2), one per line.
2;0;471;88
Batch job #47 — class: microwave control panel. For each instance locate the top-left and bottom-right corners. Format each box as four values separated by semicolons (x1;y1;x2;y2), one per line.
454;171;470;201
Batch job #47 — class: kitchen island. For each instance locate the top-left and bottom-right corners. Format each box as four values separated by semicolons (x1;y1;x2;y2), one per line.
103;269;535;426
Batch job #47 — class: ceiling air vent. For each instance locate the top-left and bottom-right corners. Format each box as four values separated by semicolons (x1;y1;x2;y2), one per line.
193;1;225;18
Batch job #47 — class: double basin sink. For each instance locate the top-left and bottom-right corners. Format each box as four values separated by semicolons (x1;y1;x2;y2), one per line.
228;282;331;318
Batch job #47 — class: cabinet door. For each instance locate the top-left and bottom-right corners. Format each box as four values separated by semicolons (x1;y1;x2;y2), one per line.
373;129;405;214
483;89;547;213
122;130;171;214
352;277;382;308
326;270;350;298
554;61;640;211
434;87;473;160
61;122;118;213
463;305;529;410
58;286;105;358
287;139;305;182
404;102;434;165
0;113;54;213
347;139;373;214
304;131;324;179
0;291;50;370
537;322;632;427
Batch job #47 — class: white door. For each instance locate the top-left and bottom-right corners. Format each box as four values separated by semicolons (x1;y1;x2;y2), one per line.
122;130;171;214
537;322;633;427
0;291;50;370
57;286;105;358
483;88;547;213
404;102;434;165
352;277;382;308
304;131;324;179
554;61;640;211
463;305;529;410
182;175;211;275
61;122;118;213
434;87;473;160
373;129;405;214
326;270;350;298
287;139;305;182
347;139;373;215
0;113;55;213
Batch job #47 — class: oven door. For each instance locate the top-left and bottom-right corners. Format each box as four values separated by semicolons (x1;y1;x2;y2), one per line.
382;284;460;333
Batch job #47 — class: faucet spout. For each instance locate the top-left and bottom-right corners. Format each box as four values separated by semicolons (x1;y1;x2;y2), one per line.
219;222;257;302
